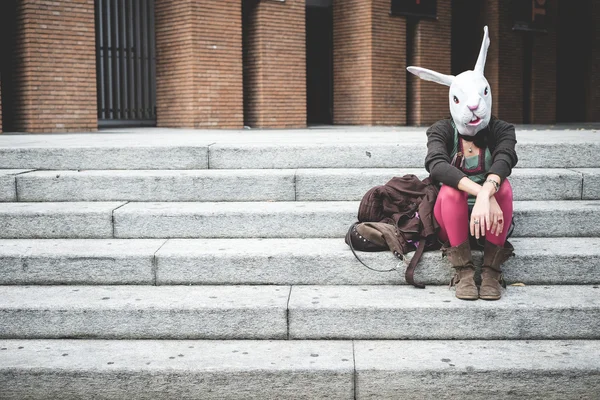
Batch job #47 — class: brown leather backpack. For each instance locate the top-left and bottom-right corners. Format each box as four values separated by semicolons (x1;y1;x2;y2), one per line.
345;174;440;288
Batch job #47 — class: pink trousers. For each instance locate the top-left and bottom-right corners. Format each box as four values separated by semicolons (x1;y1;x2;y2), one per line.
434;180;513;246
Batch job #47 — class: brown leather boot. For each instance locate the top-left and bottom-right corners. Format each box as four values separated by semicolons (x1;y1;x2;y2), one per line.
443;240;478;300
480;241;514;300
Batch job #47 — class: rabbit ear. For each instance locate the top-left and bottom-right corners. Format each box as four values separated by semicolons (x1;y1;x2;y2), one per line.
474;26;490;74
406;66;454;87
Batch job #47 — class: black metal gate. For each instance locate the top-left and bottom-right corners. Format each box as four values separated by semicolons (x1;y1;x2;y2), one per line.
95;0;156;127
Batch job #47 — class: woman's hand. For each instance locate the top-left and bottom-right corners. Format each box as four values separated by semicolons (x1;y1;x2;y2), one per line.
470;192;490;239
488;196;504;236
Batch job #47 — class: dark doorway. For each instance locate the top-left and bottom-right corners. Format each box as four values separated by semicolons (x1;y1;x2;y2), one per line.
306;1;333;125
557;0;593;122
95;0;157;128
451;0;485;76
0;0;18;132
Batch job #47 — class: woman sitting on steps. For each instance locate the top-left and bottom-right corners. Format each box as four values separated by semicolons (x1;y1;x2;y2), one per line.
407;26;518;301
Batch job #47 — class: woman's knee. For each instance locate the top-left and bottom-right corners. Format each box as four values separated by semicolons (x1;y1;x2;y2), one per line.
496;179;513;201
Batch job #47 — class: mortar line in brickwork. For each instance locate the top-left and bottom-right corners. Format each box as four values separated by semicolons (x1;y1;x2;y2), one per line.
207;142;216;169
111;202;129;238
152;239;170;286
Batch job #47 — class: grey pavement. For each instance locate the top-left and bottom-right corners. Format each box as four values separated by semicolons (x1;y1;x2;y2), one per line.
288;285;600;339
0;285;290;339
0;340;354;400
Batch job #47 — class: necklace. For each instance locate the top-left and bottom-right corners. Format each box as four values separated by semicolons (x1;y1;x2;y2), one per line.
468;143;473;153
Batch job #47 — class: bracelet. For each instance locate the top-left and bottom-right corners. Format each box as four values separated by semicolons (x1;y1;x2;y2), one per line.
486;179;500;193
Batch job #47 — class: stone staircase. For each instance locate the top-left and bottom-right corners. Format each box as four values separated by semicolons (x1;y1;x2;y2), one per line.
1;127;599;399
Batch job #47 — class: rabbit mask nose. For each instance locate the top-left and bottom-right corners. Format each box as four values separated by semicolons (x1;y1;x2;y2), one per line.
468;104;479;111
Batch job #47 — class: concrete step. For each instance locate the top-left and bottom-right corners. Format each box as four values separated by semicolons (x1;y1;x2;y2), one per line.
0;286;290;339
2;339;599;400
0;239;166;285
0;202;125;239
112;201;600;239
0;170;33;201
1;285;599;340
12;168;589;202
575;168;600;199
288;285;600;339
0;339;355;400
353;340;600;400
1;129;599;170
2;238;598;286
3;200;598;239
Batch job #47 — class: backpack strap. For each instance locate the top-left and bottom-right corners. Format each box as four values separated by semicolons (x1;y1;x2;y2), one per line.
405;238;427;289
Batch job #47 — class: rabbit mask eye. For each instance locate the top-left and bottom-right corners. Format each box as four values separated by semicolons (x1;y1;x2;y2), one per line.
484;87;489;96
453;96;460;104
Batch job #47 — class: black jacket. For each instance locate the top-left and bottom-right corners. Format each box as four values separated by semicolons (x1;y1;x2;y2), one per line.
425;117;518;188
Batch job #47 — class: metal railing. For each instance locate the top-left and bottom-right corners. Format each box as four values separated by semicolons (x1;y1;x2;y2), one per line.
95;0;156;127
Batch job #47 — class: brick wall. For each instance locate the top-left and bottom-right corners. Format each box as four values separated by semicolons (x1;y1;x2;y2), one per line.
371;0;406;125
11;0;97;133
531;0;557;124
244;0;306;128
333;0;406;125
333;0;373;124
407;1;451;126
155;0;244;129
484;0;523;124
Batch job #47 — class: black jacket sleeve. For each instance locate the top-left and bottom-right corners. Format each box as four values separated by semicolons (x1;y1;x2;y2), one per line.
425;120;466;189
487;118;518;182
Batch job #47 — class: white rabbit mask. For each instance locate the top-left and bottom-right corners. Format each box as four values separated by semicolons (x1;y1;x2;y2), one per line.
407;26;491;137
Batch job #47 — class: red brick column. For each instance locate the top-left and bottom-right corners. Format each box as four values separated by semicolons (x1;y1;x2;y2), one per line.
531;0;557;124
155;0;243;129
333;0;406;126
243;0;306;128
11;0;97;133
407;1;451;126
484;0;523;123
588;1;600;122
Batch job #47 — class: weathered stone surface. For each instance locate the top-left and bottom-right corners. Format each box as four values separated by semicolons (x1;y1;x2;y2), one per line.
113;200;600;238
0;170;32;202
113;201;357;238
295;168;583;201
288;285;600;339
512;201;600;237
0;286;289;339
0;340;354;400
16;170;295;202
2;128;599;169
154;237;600;285
355;340;600;399
0;202;124;239
575;168;600;200
0;239;165;284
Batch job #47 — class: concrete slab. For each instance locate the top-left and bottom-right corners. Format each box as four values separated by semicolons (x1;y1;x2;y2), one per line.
288;285;600;339
2;128;599;169
16;169;295;202
575;168;600;200
0;339;354;400
0;239;166;284
0;286;290;339
113;200;600;238
0;202;124;239
0;170;33;202
153;237;600;286
295;168;583;201
113;201;356;238
355;340;600;399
